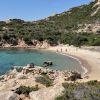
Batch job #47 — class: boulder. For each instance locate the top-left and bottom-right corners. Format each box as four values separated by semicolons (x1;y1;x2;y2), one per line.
29;84;64;100
43;61;53;67
0;91;20;100
67;72;82;81
28;63;35;68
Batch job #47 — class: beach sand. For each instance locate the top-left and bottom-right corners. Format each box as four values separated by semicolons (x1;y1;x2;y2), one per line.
47;45;100;82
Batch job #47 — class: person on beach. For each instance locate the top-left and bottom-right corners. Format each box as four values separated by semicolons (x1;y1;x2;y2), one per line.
65;48;67;52
61;48;62;52
56;49;58;52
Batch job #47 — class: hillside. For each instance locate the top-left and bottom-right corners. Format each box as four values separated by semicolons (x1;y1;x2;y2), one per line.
0;0;100;47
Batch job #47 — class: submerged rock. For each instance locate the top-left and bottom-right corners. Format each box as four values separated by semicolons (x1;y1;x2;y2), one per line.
43;61;53;67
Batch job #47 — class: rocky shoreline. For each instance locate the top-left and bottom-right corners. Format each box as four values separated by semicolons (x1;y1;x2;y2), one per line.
0;45;100;100
0;39;50;49
0;65;82;100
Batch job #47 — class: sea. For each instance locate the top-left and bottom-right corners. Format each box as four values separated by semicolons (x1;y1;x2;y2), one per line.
0;48;84;75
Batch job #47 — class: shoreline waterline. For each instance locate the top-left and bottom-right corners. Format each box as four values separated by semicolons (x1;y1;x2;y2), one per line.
0;47;88;75
0;47;83;75
37;48;89;76
0;46;98;80
45;49;88;76
47;45;100;81
57;52;88;76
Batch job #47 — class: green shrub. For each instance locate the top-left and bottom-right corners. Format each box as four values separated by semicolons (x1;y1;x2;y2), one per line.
15;85;39;96
36;75;53;87
55;81;100;100
19;76;28;79
87;80;98;85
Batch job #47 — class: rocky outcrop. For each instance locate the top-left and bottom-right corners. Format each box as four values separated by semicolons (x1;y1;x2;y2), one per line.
32;40;50;48
29;84;64;100
0;66;83;100
77;24;100;34
0;91;19;100
91;0;100;16
2;43;12;47
94;0;100;7
41;40;50;48
17;39;27;47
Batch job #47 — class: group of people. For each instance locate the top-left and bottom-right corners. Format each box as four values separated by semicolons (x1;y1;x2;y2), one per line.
56;48;67;52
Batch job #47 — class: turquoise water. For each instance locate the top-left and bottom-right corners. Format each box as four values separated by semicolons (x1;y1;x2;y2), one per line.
0;48;84;75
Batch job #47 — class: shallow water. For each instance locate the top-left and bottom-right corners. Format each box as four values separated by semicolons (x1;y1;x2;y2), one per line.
0;48;84;75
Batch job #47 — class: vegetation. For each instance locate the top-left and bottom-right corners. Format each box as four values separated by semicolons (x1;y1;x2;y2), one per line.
0;0;100;46
15;67;23;72
15;85;39;96
35;74;53;87
55;80;100;100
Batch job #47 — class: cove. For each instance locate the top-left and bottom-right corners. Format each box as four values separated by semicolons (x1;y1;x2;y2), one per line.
0;48;84;75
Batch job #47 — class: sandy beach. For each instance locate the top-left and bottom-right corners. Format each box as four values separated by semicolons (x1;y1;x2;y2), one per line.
47;45;100;81
0;44;100;82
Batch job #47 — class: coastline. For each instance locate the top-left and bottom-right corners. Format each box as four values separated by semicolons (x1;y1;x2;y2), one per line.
46;48;89;77
47;45;100;81
0;45;100;81
57;52;89;76
0;46;88;75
